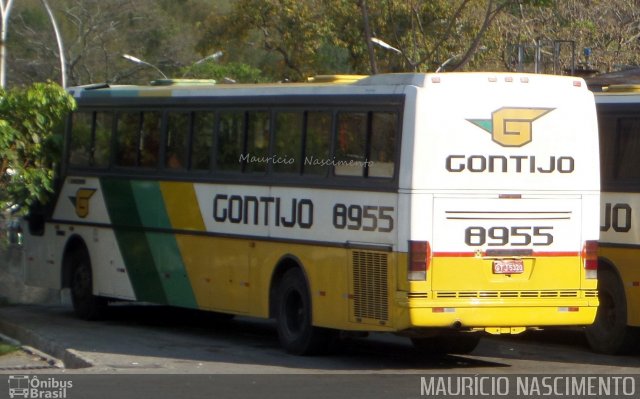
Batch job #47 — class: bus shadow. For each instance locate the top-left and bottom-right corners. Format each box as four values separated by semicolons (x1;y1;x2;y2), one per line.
75;304;508;371
473;328;640;367
59;304;640;372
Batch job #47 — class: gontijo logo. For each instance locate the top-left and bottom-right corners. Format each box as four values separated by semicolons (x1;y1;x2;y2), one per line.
69;188;96;218
468;107;553;147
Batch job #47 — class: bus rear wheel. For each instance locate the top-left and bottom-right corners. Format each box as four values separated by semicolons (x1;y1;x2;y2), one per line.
411;333;481;355
70;248;107;321
275;268;334;355
585;269;638;355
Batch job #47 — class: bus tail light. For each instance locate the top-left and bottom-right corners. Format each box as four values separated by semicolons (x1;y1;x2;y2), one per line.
408;240;430;281
582;240;598;279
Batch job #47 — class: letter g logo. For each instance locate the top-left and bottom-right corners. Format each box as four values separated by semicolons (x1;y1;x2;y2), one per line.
468;107;553;147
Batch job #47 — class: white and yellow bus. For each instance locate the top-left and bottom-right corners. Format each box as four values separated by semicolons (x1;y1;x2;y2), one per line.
587;85;640;354
23;73;600;355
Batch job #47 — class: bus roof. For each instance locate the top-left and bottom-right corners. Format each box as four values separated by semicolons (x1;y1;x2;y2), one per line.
68;72;587;100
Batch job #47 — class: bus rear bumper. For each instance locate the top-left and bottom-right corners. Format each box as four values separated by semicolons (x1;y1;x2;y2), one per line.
397;299;598;332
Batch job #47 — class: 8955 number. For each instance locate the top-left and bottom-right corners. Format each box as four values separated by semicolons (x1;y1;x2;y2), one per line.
464;226;553;246
333;204;394;232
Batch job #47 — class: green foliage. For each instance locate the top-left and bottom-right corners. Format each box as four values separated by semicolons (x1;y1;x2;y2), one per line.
0;342;19;356
0;82;76;212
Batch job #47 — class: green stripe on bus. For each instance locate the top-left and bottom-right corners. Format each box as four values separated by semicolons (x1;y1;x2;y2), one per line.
130;180;198;308
100;178;167;304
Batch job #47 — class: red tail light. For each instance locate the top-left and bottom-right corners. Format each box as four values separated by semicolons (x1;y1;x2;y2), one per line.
582;240;598;279
408;240;430;281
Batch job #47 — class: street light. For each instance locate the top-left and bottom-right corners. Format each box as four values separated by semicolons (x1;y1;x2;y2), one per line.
182;51;231;80
371;37;402;55
122;54;168;79
435;56;457;73
371;37;418;71
194;51;223;65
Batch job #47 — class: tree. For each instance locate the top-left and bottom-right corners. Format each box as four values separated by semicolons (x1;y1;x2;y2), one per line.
196;0;545;79
6;0;216;86
495;0;640;74
0;81;75;212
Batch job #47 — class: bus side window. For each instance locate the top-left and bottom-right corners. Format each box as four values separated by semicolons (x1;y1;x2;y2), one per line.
273;112;302;174
217;111;244;172
69;112;93;167
140;112;161;168
614;117;640;181
334;112;367;177
93;112;113;168
192;112;214;170
115;112;141;167
165;112;189;170
368;112;397;178
303;112;332;176
246;111;270;173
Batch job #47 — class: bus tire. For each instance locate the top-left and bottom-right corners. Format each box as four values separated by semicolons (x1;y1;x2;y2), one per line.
585;269;637;355
275;268;333;355
411;333;480;355
70;247;107;321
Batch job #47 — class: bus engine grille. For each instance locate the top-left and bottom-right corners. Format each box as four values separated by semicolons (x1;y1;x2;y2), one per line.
351;251;389;323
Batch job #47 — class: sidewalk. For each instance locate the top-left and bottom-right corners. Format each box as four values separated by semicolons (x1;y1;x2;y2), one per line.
0;305;92;371
0;332;62;371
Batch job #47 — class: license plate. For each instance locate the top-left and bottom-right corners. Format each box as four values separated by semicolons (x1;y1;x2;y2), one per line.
493;259;524;274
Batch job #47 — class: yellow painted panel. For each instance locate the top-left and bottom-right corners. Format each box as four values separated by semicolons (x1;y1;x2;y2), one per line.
159;182;206;231
431;256;583;291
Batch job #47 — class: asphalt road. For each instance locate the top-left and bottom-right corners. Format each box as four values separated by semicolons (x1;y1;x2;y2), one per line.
0;304;639;398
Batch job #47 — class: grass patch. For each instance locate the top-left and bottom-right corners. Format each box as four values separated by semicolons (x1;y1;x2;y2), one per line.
0;342;19;356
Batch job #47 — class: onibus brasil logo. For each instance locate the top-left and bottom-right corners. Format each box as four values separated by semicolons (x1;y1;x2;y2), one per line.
8;375;73;398
468;107;553;147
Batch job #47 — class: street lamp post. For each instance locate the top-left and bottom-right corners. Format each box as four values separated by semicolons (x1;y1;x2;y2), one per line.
181;51;226;79
194;51;223;65
122;54;168;79
371;37;418;72
41;0;65;88
371;37;402;55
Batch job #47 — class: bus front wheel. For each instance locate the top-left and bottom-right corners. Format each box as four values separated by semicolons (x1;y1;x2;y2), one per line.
275;268;334;355
585;269;638;355
70;248;107;321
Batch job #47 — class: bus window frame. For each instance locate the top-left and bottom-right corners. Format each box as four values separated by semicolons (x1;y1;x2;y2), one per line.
63;94;404;193
597;104;640;192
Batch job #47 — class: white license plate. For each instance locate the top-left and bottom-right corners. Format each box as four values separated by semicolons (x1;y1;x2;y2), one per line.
493;259;524;274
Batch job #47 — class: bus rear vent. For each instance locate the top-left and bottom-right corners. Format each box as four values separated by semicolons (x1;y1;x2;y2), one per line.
351;251;389;324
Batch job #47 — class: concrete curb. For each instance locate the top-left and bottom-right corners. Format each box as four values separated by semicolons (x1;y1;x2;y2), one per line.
0;318;93;369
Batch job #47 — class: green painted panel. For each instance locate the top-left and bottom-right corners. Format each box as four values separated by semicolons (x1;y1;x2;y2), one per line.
130;180;197;308
100;178;167;304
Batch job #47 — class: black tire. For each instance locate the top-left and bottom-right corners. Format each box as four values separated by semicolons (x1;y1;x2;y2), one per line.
585;268;638;355
275;268;334;355
411;333;481;355
70;247;108;320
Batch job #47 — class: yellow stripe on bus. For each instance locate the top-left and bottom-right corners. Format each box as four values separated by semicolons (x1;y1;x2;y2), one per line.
159;182;206;231
158;181;210;308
